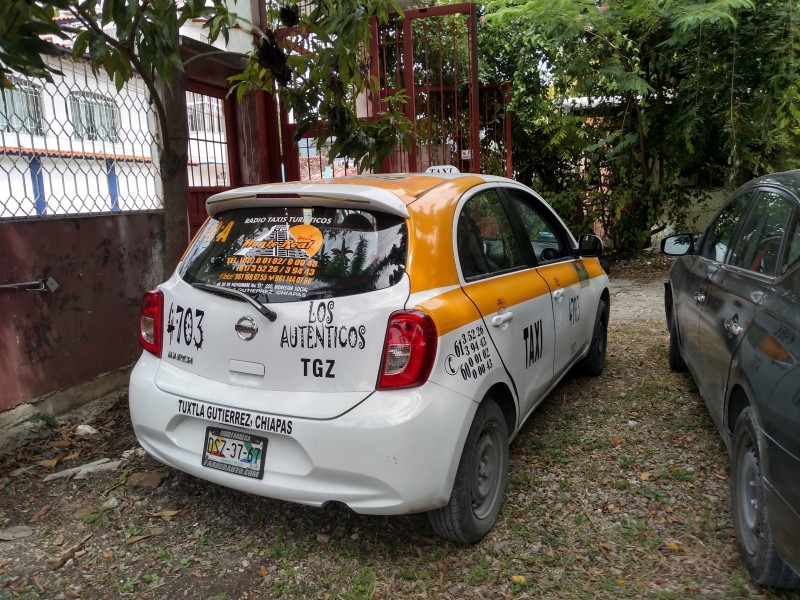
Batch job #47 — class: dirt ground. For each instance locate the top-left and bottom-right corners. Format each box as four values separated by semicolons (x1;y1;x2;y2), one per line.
1;256;798;599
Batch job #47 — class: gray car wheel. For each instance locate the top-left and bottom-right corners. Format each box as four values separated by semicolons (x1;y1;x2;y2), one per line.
578;299;607;376
668;318;686;372
731;407;800;588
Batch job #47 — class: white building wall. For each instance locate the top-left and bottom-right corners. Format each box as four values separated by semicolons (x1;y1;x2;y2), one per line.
115;162;160;212
41;157;110;215
1;56;160;219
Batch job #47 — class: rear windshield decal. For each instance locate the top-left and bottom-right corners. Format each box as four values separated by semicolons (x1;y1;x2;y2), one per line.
218;223;323;298
181;207;407;304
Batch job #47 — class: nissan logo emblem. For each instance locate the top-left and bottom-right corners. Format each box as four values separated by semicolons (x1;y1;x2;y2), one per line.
235;316;258;341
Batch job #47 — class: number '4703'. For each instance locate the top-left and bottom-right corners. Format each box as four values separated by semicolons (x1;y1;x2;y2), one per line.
167;303;205;349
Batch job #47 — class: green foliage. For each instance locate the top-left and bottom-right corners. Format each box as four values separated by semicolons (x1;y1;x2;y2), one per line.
70;0;236;94
31;412;59;427
481;0;799;255
1;1;71;85
230;0;413;173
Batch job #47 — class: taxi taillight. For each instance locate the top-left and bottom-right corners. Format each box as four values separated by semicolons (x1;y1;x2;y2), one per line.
378;311;437;389
139;290;164;357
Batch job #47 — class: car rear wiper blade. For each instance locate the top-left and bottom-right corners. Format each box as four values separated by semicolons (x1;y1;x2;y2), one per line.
191;282;277;322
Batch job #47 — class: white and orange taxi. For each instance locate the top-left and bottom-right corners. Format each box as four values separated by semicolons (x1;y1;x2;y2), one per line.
129;171;609;543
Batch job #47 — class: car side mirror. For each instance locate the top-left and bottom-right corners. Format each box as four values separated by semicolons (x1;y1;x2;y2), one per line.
660;233;694;256
577;233;603;258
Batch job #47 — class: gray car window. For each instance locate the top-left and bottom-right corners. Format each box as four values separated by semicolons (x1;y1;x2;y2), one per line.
729;191;794;275
700;192;754;262
780;210;800;275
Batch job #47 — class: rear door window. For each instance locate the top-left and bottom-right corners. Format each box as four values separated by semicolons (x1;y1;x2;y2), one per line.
502;188;570;264
456;190;524;280
180;207;407;302
700;192;754;262
728;190;795;276
780;210;800;276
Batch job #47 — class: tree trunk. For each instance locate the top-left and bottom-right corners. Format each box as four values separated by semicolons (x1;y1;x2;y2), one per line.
155;66;190;277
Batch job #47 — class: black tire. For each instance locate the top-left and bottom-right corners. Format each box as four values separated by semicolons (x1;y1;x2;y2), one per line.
428;399;508;544
668;318;687;372
578;299;608;377
731;407;800;589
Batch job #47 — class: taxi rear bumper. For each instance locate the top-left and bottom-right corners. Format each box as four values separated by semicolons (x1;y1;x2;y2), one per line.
129;354;477;515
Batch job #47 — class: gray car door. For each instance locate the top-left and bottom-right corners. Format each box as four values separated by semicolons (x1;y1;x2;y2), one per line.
675;192;754;387
699;188;796;428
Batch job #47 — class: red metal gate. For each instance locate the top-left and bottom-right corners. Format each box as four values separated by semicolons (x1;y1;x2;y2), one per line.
375;3;480;173
282;3;511;180
185;81;240;235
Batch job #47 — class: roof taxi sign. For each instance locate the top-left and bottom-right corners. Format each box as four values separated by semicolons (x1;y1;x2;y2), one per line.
425;165;460;174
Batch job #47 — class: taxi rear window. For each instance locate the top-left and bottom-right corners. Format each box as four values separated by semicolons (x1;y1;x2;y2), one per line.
180;207;407;302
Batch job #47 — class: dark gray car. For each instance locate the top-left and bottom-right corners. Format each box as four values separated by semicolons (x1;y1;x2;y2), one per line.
661;169;800;589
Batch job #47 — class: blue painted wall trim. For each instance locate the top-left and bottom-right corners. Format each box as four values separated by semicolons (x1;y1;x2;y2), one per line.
106;160;120;212
29;156;46;215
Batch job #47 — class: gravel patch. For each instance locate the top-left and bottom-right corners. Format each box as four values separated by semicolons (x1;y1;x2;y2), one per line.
610;278;666;324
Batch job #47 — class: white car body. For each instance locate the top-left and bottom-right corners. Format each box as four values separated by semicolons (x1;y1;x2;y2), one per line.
129;172;609;542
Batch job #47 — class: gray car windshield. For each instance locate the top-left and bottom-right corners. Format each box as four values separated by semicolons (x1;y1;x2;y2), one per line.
180;206;407;302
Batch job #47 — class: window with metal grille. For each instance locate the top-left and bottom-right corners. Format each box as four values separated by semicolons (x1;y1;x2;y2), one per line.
1;76;46;136
188;96;223;134
187;92;229;187
68;91;119;142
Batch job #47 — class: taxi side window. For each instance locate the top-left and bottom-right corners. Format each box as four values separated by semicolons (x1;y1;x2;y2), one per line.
504;189;566;263
457;190;523;280
700;192;753;262
729;191;795;275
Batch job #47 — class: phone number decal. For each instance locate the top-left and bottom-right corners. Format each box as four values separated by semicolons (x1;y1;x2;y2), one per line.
444;324;494;380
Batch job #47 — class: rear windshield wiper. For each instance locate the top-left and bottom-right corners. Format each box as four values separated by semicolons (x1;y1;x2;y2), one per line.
191;282;277;322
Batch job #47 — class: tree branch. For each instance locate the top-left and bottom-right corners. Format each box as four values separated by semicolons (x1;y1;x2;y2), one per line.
67;6;121;48
128;1;150;58
183;50;249;69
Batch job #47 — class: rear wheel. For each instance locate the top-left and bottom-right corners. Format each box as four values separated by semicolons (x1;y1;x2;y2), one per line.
731;407;800;588
578;299;608;376
428;399;508;544
668;318;687;371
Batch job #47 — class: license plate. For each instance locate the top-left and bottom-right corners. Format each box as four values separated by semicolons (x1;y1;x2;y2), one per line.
202;427;266;480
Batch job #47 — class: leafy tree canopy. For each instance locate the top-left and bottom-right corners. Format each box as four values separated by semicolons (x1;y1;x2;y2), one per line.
2;0;411;172
479;0;799;254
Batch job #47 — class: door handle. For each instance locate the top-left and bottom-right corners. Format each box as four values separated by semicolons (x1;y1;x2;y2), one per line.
552;289;564;302
724;317;743;337
693;291;706;303
491;311;514;327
